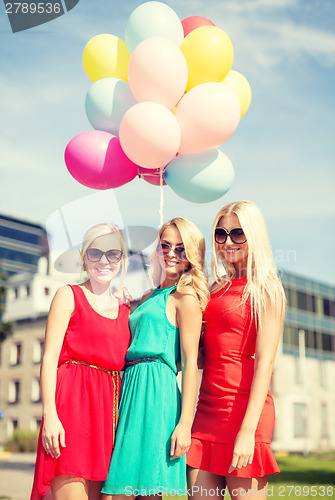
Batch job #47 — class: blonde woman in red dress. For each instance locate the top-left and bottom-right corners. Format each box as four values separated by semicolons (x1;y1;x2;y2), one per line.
187;201;286;499
30;224;131;500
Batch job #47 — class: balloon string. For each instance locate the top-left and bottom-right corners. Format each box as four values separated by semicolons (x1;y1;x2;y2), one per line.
159;169;164;227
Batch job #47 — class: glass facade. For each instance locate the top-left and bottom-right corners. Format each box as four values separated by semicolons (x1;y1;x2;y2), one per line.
281;271;335;360
0;214;48;277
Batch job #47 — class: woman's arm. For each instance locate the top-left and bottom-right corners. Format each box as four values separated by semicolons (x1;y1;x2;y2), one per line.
40;285;74;459
170;293;202;460
228;295;284;473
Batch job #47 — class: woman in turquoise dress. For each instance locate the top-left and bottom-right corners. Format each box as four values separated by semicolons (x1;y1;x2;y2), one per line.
102;217;209;499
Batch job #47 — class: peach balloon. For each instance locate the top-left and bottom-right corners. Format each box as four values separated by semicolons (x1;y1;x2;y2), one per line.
119;102;181;169
174;82;241;154
128;36;188;109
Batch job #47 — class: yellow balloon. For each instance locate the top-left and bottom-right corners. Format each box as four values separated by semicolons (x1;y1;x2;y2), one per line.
222;70;252;117
83;34;130;82
181;26;234;91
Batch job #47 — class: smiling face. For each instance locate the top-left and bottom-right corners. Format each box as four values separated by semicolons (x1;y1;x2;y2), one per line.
84;233;123;285
216;213;249;276
157;225;190;283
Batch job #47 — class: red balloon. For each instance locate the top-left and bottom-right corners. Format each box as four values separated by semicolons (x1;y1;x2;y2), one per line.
181;16;215;38
138;167;167;186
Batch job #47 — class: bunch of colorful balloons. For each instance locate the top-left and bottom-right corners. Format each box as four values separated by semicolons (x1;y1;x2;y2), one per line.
65;1;251;203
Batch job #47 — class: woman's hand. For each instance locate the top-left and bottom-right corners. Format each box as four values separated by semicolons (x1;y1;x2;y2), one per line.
114;287;134;305
228;427;255;473
42;413;66;459
170;422;191;460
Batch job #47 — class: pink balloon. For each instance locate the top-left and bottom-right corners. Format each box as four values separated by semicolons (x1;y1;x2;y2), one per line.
128;36;188;109
119;102;181;169
65;130;138;189
174;82;241;154
182;16;215;38
138;166;167;186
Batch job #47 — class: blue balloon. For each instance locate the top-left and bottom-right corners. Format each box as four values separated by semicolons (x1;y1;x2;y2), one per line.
164;150;234;203
85;78;137;136
125;1;184;54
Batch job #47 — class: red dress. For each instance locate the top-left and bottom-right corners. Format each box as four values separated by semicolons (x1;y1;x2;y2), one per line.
187;277;279;478
30;285;131;499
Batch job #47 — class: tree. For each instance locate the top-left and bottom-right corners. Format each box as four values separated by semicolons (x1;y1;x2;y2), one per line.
0;268;13;342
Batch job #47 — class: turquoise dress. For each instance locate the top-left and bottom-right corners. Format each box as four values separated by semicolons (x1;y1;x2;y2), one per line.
102;286;186;496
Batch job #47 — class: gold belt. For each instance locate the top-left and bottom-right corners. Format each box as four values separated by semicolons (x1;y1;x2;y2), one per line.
59;359;119;445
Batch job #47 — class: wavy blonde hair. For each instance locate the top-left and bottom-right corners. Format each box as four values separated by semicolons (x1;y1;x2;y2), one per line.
211;201;286;324
81;223;128;282
151;217;209;311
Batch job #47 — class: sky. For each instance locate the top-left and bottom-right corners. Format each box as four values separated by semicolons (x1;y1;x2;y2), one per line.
1;0;335;285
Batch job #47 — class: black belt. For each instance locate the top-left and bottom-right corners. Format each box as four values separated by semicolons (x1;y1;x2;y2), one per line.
124;357;158;369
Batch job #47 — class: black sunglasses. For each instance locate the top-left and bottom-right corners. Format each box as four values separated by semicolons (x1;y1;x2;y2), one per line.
214;227;247;245
86;248;123;264
156;243;187;261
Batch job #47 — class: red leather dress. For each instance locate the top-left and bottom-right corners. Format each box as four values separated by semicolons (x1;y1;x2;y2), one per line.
30;285;131;499
187;277;279;478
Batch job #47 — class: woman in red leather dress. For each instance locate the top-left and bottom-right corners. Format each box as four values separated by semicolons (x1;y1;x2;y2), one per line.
187;201;286;499
30;224;131;500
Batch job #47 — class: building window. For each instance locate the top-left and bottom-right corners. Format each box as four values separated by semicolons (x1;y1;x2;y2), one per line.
293;402;307;437
8;380;21;404
31;378;41;403
30;418;41;431
14;287;19;299
323;298;330;316
26;285;30;296
286;288;297;309
283;325;299;348
10;343;22;366
322;333;332;352
321;404;328;438
285;288;292;307
305;330;318;350
44;287;50;296
7;418;19;438
297;291;308;311
322;299;335;317
309;294;317;313
32;340;44;364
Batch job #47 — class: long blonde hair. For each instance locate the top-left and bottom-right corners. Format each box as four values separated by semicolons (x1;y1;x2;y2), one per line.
81;223;128;282
211;201;286;323
151;217;209;311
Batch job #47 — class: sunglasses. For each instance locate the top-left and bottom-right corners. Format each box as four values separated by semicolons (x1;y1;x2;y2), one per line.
86;248;123;264
156;243;187;261
214;227;247;245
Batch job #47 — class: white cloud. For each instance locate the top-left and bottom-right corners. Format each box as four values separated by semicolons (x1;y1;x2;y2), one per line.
274;21;335;65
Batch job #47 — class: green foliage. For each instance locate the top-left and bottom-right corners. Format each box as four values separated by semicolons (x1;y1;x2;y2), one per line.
4;429;39;453
0;267;13;342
